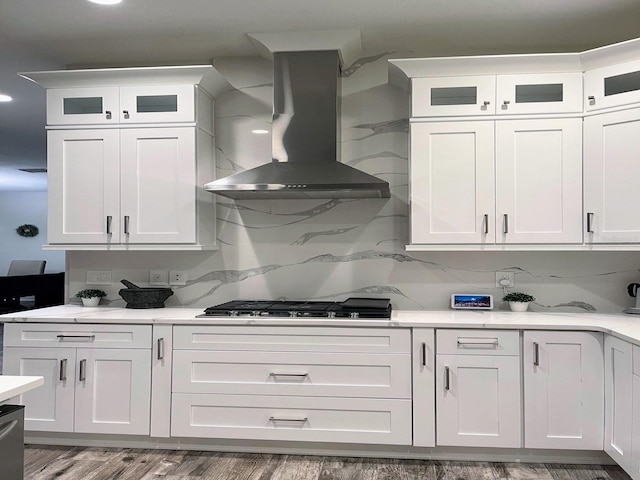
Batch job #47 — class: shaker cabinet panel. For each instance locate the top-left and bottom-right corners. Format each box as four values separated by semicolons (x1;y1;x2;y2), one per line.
47;129;121;244
410;121;495;244
495;73;583;115
119;84;195;123
584;108;640;243
412;328;435;447
412;76;496;117
585;59;640;111
523;331;604;450
495;118;583;244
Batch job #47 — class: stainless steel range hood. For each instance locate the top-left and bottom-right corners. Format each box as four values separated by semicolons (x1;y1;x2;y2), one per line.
204;50;390;199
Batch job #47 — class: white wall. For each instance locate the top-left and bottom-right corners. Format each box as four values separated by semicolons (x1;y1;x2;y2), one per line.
66;53;640;313
0;191;65;274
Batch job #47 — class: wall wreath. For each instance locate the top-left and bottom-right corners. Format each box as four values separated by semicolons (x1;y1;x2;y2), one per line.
16;224;39;237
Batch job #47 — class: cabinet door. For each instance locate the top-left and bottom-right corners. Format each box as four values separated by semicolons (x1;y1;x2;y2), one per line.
495;118;583;244
47;87;119;125
412;76;496;116
412;329;435;447
410;121;495;244
3;347;76;433
436;354;521;448
120;127;196;244
585;59;640;111
496;73;583;115
584;108;640;243
632;373;640;480
523;331;604;450
47;129;121;244
74;348;151;435
604;335;633;473
119;85;195;123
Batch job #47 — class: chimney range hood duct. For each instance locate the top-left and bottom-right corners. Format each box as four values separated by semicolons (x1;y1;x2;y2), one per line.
204;50;390;199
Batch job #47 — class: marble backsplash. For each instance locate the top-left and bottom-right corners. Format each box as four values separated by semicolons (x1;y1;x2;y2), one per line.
67;52;640;314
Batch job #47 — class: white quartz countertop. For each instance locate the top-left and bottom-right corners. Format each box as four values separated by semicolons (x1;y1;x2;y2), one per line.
0;376;44;404
3;305;640;345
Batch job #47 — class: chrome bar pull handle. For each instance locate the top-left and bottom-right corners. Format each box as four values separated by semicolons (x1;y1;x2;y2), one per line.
269;416;308;424
587;212;594;233
269;372;309;379
57;335;95;341
79;359;87;382
59;359;68;381
503;214;509;234
457;338;498;346
123;110;130;119
533;342;540;366
124;215;130;235
106;215;112;235
421;342;427;367
157;338;165;360
444;366;450;390
483;214;489;234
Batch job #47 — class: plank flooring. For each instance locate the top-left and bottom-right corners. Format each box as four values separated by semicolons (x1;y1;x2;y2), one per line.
23;445;632;480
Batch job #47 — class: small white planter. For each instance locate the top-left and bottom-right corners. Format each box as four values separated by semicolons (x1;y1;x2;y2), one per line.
508;301;529;312
81;297;101;307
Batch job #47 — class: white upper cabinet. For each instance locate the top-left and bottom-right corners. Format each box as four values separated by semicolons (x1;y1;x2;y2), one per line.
584;108;640;243
47;84;196;125
412;73;583;117
585;59;640;112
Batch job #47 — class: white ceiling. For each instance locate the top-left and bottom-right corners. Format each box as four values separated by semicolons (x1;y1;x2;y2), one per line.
2;0;640;191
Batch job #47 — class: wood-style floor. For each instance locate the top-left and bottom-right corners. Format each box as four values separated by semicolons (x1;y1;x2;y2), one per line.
24;445;632;480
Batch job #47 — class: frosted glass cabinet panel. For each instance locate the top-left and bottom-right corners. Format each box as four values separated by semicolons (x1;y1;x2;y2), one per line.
496;73;583;114
47;87;119;125
585;59;640;111
412;76;496;116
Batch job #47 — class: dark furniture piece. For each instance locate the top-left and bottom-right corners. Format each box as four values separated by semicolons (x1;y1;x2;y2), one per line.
0;405;25;480
0;272;65;314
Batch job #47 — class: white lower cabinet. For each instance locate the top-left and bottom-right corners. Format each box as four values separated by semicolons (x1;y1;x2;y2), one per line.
412;328;435;447
170;326;412;445
604;335;633;472
523;331;604;450
631;345;640;480
2;323;152;435
435;329;521;448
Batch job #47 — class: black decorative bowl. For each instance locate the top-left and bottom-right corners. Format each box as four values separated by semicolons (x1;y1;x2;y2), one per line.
118;279;173;309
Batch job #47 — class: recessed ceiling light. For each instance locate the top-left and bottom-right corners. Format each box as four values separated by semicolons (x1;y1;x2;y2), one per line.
0;94;13;102
87;0;122;5
251;129;269;134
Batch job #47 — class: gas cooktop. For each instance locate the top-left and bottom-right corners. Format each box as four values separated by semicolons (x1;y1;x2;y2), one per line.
198;297;391;319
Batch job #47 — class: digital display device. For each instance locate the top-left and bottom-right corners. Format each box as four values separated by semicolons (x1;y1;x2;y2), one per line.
451;294;493;310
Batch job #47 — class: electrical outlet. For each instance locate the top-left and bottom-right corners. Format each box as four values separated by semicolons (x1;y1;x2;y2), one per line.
169;270;187;286
149;270;168;286
495;271;515;288
86;270;112;285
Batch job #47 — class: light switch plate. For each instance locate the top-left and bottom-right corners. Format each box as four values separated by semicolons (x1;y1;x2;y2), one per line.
150;270;169;286
86;270;112;285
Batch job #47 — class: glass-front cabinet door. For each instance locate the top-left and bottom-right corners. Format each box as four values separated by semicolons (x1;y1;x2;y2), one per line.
412;76;496;117
119;84;195;123
496;73;583;114
47;87;119;125
585;59;640;111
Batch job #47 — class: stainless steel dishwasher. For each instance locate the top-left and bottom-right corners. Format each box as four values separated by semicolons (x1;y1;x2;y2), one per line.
0;405;25;480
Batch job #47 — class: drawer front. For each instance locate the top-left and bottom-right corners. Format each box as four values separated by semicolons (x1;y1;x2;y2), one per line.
173;326;410;354
171;394;411;445
437;329;519;355
634;345;640;376
172;350;411;398
4;323;151;349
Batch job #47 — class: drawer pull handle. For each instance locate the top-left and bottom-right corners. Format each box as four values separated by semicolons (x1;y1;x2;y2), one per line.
457;338;498;346
421;342;427;367
533;342;540;366
483;214;489;234
157;338;165;360
124;215;130;235
79;359;87;382
269;416;308;424
59;359;67;381
503;214;509;234
269;373;309;379
587;212;594;233
106;215;113;235
57;335;96;341
444;366;450;390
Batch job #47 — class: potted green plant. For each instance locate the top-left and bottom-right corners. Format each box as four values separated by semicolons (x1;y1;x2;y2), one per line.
75;289;107;307
502;292;535;312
